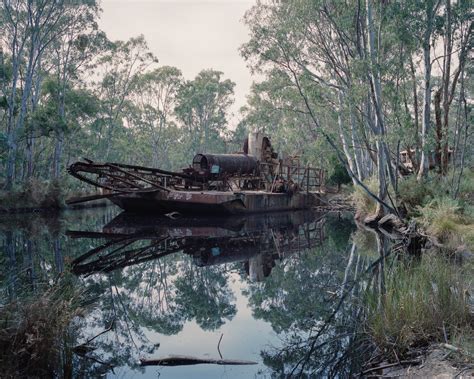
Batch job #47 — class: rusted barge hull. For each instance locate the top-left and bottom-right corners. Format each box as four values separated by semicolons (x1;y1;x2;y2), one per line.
109;189;321;215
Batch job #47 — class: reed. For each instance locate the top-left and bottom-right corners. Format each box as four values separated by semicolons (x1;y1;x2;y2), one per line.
0;281;85;378
364;255;474;360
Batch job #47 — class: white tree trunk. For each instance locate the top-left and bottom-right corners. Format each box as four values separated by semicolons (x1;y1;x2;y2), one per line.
418;2;436;180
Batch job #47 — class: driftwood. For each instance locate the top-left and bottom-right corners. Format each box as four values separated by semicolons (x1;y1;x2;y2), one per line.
361;359;421;375
66;192;120;205
139;355;258;367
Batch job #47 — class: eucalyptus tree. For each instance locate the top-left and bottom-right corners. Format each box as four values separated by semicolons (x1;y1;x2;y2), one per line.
47;1;104;179
417;0;442;180
239;69;324;164
241;0;400;219
175;69;235;156
432;0;472;175
1;0;74;188
93;35;158;162
129;66;183;168
0;0;107;185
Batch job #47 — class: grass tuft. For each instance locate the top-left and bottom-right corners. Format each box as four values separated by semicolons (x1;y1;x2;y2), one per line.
351;177;378;219
364;255;474;360
416;196;474;250
0;281;85;378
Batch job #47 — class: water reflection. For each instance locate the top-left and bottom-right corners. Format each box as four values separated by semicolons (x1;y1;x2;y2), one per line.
69;211;326;280
0;207;406;378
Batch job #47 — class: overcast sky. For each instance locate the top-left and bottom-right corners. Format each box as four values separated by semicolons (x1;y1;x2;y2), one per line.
99;0;255;125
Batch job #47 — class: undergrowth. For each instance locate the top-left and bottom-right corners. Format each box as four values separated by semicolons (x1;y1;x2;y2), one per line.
351;169;474;250
364;254;474;361
0;280;86;378
417;197;474;250
0;179;65;210
351;177;378;219
0;176;98;211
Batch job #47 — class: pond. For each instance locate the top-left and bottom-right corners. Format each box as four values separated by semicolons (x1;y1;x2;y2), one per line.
0;206;393;378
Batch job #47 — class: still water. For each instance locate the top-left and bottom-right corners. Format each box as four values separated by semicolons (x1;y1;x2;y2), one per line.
0;206;387;378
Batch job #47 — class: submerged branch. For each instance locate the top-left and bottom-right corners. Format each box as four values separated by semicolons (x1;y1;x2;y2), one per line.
139;355;258;366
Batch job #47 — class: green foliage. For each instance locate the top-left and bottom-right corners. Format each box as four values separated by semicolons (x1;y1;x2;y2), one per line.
175;69;235;155
457;169;474;203
328;158;352;189
397;175;439;214
394;170;474;249
239;68;334;169
417;197;461;233
325;212;356;250
364;255;474;360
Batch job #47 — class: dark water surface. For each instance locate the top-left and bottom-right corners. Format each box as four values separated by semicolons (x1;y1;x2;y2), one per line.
0;207;385;378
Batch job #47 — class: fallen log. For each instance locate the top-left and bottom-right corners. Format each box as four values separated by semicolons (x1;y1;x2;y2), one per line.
66;192;121;205
139;355;258;366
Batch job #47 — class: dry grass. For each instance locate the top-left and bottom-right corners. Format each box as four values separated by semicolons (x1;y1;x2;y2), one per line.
0;282;84;378
351;176;379;219
417;197;474;250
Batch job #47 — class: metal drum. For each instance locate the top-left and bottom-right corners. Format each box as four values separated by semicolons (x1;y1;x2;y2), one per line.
192;153;258;175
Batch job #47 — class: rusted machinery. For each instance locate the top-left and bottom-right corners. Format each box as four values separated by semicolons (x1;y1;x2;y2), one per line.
67;133;326;214
191;153;258;176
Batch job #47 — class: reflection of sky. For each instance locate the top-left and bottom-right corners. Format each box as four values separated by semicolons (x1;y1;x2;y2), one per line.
110;273;278;379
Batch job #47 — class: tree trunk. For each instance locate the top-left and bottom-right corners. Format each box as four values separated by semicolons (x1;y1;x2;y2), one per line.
434;88;443;172
350;108;364;180
338;91;358;184
409;57;420;169
441;0;452;175
366;0;389;219
53;131;64;179
417;2;436;180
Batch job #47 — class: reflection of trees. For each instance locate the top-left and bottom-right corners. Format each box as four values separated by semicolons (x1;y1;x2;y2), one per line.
0;209;128;377
108;253;236;334
174;260;236;330
0;209;239;375
123;257;183;335
245;216;380;377
246;215;355;334
4;209;396;377
249;218;413;377
63;251;237;375
249;246;369;377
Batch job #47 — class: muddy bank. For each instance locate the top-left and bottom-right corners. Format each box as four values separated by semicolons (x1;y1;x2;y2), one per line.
383;347;474;378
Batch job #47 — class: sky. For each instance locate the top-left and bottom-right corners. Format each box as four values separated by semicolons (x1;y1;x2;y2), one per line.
99;0;256;125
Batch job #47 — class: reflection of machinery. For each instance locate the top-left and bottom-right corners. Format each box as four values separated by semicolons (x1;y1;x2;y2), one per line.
68;211;327;280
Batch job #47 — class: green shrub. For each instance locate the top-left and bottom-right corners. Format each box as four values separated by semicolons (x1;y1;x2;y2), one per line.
397;175;437;214
327;159;352;191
